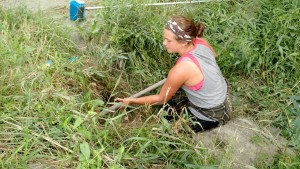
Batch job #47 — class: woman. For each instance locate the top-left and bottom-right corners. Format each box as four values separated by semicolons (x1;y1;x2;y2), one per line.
116;15;231;132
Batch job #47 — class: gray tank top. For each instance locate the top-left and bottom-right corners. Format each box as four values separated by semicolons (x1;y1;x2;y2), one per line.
180;39;227;121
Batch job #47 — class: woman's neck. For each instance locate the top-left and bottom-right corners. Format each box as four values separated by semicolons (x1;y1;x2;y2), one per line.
179;43;194;56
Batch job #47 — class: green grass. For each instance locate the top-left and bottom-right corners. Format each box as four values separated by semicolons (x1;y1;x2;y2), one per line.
0;0;299;168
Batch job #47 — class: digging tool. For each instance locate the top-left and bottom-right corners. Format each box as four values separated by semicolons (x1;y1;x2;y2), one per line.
100;78;166;115
70;0;224;21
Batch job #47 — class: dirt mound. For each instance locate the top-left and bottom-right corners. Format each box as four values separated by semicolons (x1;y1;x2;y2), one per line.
193;117;295;168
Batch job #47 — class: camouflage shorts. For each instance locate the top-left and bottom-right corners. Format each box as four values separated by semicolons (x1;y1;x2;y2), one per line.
188;79;232;125
166;79;233;125
188;94;232;125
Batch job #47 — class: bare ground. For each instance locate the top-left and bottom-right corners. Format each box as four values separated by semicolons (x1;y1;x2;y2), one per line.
193;117;295;168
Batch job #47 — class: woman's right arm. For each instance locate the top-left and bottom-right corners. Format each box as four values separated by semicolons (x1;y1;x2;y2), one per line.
116;63;190;105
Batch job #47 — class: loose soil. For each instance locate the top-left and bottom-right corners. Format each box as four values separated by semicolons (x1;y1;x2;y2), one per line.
193;117;295;168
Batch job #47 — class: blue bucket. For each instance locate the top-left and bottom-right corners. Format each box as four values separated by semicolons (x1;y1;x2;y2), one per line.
70;0;85;21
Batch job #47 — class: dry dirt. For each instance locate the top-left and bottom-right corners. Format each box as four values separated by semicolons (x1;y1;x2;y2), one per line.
193;117;295;168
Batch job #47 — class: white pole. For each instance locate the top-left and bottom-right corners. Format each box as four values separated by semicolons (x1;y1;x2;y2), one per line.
85;0;222;10
100;78;166;115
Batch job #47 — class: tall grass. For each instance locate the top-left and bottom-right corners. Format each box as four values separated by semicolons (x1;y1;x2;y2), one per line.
0;5;217;169
92;0;174;91
92;0;300;167
0;0;299;168
94;0;300;131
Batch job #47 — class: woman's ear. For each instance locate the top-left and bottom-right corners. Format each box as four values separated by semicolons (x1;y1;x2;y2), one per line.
181;41;189;46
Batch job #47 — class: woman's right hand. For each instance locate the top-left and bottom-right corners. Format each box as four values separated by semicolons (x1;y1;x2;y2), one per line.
115;97;132;106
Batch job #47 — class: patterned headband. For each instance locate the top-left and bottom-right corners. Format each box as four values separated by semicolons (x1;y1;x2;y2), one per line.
165;19;193;42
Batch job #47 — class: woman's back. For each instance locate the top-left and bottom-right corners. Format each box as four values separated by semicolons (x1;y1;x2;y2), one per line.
181;38;227;109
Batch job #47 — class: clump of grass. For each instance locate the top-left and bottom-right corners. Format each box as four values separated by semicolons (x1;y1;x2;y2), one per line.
91;0;179;89
1;0;300;168
0;6;108;168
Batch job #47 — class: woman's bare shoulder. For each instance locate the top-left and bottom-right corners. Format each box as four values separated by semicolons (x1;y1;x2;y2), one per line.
170;61;196;77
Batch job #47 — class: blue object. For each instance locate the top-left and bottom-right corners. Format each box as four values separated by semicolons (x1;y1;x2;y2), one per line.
46;59;53;67
68;56;78;62
70;0;85;21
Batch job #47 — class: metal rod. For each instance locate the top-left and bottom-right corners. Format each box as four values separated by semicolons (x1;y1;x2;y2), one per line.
85;0;219;10
100;78;166;115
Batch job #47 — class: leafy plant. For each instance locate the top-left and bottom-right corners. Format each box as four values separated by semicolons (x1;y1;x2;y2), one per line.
289;96;300;149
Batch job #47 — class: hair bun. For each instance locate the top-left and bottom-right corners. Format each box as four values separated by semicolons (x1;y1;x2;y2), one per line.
196;23;205;37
